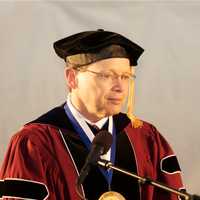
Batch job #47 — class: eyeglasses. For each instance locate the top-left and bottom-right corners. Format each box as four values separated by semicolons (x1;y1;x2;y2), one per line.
76;68;136;82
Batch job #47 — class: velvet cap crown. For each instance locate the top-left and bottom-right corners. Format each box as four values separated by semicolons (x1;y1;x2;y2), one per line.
53;29;144;66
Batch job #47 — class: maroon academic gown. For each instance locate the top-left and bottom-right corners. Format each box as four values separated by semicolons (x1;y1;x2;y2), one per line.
0;104;184;200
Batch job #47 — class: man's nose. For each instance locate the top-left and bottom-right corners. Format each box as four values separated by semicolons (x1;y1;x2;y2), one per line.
112;77;124;92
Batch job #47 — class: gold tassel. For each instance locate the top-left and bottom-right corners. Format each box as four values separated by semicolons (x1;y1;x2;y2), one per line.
127;69;143;128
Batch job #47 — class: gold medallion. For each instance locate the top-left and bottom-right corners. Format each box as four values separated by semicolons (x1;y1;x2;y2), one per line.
98;191;126;200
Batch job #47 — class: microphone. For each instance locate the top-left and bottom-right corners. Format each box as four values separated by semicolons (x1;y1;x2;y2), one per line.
77;130;113;186
0;178;48;199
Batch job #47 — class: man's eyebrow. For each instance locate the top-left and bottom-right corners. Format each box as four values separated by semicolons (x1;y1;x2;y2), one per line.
101;69;132;74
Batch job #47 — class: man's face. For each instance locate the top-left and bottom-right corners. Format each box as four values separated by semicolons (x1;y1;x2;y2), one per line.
68;58;133;121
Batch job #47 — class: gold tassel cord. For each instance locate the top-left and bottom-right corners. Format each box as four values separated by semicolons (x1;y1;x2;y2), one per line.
127;72;143;128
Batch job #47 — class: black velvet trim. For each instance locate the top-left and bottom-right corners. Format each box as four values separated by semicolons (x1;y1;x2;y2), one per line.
161;155;181;173
0;179;48;200
28;103;131;133
113;112;131;133
27;103;75;131
111;131;140;200
61;124;109;200
62;129;140;200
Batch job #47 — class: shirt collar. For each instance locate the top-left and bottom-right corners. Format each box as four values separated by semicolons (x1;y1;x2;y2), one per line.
67;95;108;129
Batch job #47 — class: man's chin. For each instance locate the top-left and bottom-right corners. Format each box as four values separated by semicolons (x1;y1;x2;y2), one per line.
106;107;121;116
97;105;122;118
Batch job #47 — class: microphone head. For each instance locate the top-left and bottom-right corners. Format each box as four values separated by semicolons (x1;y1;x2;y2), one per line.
92;130;113;154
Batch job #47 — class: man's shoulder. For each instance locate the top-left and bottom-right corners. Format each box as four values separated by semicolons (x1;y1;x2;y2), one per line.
25;103;74;131
10;103;68;145
116;113;161;140
11;123;56;146
28;104;66;126
114;112;157;132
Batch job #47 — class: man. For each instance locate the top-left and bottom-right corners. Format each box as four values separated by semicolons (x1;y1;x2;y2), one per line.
0;29;184;200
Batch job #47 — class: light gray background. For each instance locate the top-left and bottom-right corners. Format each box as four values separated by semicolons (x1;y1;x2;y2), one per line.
0;0;199;195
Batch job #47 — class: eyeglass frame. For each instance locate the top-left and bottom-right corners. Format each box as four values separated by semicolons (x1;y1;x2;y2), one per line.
74;67;136;82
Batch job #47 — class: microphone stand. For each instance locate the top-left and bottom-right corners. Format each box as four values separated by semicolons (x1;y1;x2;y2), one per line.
98;160;200;200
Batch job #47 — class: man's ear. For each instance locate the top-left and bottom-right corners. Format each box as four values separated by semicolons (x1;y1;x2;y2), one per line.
64;68;77;89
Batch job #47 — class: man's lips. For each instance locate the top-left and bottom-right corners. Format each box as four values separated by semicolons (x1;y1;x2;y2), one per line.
107;98;123;104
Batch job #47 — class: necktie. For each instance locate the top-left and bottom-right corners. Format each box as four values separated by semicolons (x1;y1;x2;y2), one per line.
87;123;100;135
